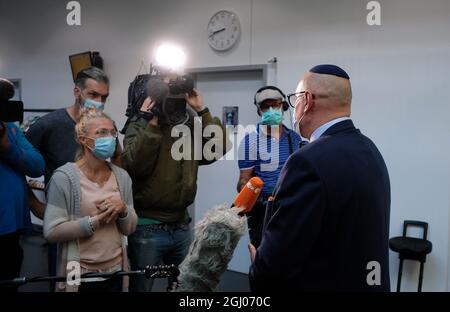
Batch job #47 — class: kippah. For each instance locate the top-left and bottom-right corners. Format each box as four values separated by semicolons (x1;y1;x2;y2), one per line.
309;64;350;80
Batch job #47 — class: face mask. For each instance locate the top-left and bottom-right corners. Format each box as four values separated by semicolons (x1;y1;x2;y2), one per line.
85;136;116;160
293;110;305;137
294;98;309;138
83;98;105;111
261;107;283;125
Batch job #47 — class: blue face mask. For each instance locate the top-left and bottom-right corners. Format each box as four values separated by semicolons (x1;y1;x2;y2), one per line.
83;98;105;111
86;137;116;160
261;107;284;125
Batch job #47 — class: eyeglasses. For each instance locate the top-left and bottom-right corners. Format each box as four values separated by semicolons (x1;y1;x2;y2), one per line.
94;128;118;138
258;100;283;111
287;91;306;108
286;91;322;108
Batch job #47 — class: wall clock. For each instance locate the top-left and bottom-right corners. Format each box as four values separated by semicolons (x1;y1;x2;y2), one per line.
207;10;241;52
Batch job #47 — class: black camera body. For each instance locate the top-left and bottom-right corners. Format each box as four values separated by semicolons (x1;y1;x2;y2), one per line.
122;65;195;133
167;75;195;95
141;71;194;125
0;78;23;124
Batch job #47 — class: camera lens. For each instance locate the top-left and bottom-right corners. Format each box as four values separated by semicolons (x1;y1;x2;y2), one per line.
168;75;194;95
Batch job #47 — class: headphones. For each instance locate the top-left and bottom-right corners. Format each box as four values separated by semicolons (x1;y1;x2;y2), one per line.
253;86;289;116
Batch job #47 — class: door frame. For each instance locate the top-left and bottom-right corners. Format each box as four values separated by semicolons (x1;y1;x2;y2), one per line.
186;64;268;86
184;64;268;226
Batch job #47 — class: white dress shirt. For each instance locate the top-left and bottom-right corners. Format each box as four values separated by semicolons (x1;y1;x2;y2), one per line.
310;117;351;142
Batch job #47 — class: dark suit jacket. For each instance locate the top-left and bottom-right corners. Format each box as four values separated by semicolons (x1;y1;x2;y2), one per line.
249;120;391;292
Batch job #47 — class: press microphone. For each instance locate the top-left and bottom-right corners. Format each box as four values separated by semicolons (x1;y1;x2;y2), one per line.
174;178;264;292
232;176;264;214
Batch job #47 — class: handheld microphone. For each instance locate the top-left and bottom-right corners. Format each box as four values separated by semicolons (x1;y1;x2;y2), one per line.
232;177;264;214
174;177;264;292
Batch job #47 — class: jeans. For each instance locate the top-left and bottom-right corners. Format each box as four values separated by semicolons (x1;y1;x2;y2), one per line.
128;222;191;292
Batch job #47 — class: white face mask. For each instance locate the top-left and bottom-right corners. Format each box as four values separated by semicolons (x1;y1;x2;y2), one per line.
293;105;307;139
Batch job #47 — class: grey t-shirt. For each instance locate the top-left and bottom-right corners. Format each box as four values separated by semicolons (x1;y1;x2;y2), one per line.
26;108;80;184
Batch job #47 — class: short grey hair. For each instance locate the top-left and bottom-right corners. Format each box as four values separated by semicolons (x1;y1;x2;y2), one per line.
74;67;109;90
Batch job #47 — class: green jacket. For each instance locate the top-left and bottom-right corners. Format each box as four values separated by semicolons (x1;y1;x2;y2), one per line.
122;108;231;223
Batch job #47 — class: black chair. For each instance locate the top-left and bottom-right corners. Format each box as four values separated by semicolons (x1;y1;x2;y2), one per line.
389;220;432;292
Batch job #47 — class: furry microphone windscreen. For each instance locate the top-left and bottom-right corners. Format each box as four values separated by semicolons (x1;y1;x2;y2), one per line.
175;204;247;292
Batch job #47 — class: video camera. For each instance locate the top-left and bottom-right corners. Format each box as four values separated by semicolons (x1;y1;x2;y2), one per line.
123;64;194;132
146;71;195;124
0;78;24;125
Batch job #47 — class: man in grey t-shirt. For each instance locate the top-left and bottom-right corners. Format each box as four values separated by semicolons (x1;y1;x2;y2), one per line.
26;67;121;184
26;108;78;184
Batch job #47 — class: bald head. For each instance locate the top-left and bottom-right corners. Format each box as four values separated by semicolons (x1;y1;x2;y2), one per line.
293;65;352;139
300;72;352;108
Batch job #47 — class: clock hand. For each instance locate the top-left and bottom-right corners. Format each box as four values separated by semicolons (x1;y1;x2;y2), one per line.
209;27;226;38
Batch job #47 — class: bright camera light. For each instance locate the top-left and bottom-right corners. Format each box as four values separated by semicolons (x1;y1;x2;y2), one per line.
155;43;186;71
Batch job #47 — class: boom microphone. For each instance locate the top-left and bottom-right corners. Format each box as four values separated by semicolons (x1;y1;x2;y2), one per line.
174;178;264;292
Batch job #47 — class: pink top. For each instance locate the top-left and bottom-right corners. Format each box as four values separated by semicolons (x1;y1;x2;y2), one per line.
77;167;123;271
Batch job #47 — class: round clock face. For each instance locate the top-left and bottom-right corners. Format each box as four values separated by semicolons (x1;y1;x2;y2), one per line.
207;10;241;51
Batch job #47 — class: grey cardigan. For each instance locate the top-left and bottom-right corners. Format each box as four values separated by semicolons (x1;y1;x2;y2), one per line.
43;162;137;291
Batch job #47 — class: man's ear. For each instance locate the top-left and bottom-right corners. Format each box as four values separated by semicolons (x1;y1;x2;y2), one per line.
74;86;81;98
303;103;309;114
304;93;315;113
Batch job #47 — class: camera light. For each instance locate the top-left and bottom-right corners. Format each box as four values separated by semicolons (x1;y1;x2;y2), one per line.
155;43;186;71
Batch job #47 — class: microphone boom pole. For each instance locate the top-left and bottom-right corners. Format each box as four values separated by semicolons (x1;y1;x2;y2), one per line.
0;265;179;287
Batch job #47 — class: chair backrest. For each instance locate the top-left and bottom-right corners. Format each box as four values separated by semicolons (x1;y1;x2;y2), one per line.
403;220;428;240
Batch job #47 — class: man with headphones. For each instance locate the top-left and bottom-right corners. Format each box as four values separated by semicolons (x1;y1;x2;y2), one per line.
237;86;303;248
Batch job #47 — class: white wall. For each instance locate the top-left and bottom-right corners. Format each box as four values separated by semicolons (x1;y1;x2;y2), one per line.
1;0;449;291
194;69;263;273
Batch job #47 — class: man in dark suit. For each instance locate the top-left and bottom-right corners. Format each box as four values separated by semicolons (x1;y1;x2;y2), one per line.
249;65;391;292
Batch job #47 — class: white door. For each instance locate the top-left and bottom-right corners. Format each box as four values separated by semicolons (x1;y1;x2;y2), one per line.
193;69;263;273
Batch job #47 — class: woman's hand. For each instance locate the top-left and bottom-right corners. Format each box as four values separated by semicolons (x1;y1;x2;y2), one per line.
96;196;127;224
92;209;114;228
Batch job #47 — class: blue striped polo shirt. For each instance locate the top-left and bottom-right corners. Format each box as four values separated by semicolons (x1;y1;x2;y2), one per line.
238;124;302;197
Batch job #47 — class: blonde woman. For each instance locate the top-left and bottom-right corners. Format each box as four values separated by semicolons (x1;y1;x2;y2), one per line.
44;110;137;292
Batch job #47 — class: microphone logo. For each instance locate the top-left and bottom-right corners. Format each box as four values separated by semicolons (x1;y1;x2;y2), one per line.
246;181;262;194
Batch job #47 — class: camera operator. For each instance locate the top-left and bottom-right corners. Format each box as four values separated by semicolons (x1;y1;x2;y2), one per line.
0;78;45;292
122;79;231;292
